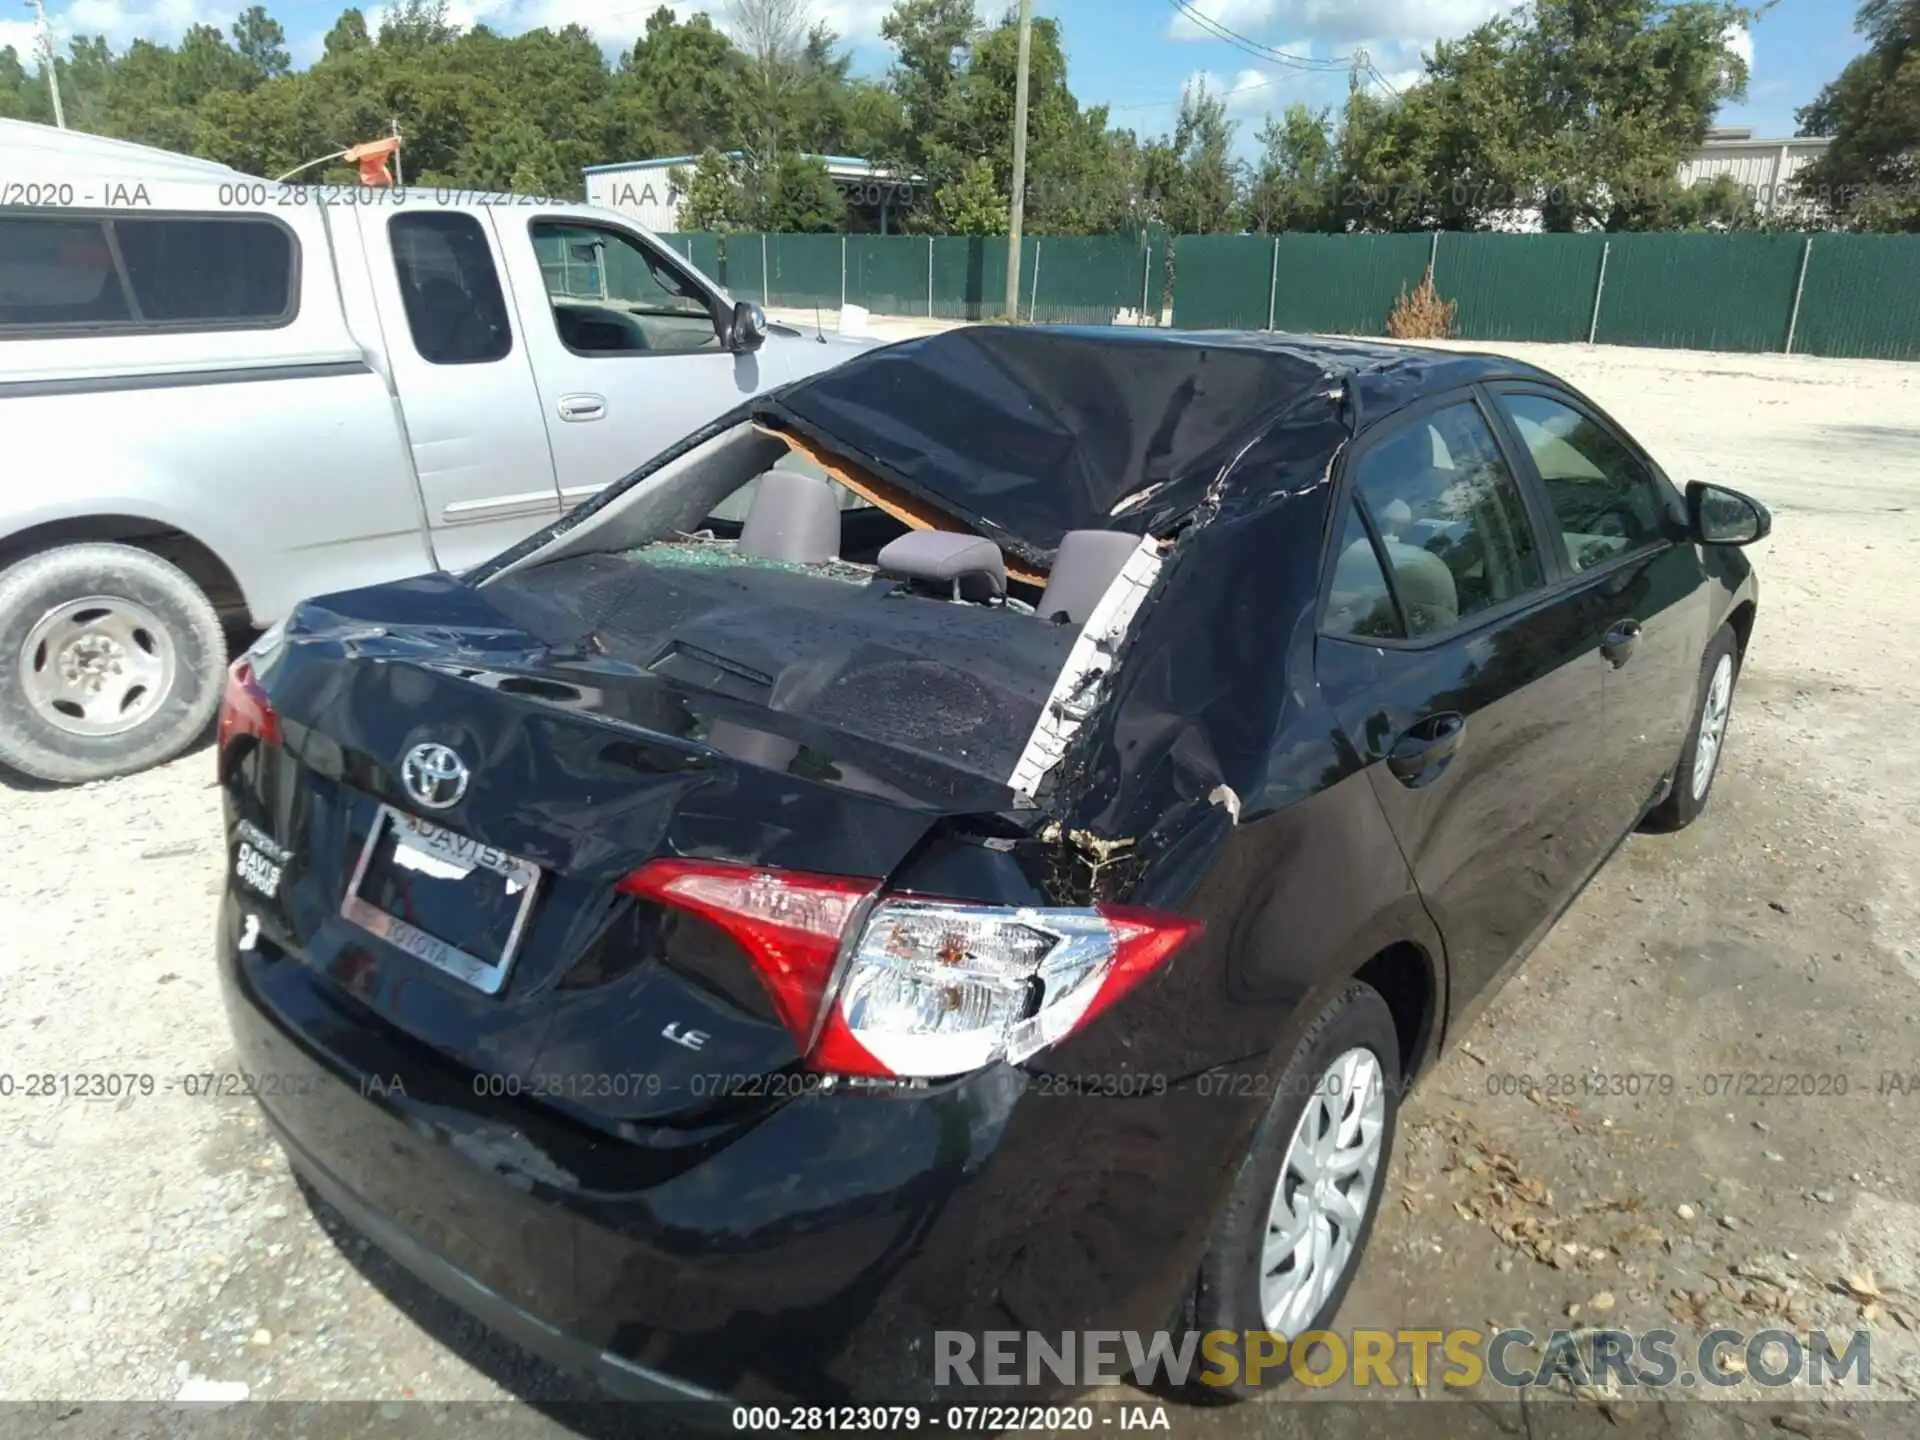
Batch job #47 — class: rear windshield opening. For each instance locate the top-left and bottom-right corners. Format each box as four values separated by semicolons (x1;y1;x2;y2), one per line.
629;443;1050;612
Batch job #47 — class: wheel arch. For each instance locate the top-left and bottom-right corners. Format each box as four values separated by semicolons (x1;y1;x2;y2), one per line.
1354;938;1444;1086
0;514;251;625
1724;597;1757;661
1246;892;1449;1095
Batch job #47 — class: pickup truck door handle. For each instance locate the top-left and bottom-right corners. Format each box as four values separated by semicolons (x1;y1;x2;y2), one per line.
556;393;606;422
1601;619;1642;668
1386;712;1466;788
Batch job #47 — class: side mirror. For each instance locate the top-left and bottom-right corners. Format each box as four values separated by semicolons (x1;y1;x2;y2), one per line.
722;299;767;354
1686;482;1771;547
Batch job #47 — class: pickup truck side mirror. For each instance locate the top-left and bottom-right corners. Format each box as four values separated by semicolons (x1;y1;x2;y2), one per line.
1686;481;1771;547
719;300;768;354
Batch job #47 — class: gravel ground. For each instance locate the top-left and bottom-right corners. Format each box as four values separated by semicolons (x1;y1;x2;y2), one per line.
3;331;1918;1438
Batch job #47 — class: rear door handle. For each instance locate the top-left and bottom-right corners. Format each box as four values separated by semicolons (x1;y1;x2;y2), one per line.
1602;619;1642;668
1386;712;1466;787
556;393;606;422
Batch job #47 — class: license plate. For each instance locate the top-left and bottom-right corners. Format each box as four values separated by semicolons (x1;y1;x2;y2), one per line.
233;820;286;898
340;805;542;995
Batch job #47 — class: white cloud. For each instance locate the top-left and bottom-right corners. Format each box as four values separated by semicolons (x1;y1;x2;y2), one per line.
7;0;232;59
0;18;43;60
420;0;893;58
1723;22;1753;71
1168;0;1516;52
1168;0;1279;42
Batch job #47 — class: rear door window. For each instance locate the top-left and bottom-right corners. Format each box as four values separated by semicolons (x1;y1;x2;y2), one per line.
114;217;294;322
0;213;294;331
389;212;513;365
1345;400;1547;638
1322;498;1404;640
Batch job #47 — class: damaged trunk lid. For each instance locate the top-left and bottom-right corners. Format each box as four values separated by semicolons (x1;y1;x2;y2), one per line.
233;565;1065;1126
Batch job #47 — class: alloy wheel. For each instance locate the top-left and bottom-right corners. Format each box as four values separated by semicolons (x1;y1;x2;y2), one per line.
1691;653;1735;801
1259;1046;1387;1338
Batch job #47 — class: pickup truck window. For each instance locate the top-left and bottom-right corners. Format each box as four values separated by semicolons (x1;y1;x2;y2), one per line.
530;220;721;357
389;212;513;366
0;214;295;332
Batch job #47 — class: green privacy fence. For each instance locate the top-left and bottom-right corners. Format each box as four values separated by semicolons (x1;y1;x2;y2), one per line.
1168;231;1920;361
654;232;1161;324
652;229;1920;360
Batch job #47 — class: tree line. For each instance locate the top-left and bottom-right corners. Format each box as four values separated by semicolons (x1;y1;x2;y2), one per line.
1;0;1914;234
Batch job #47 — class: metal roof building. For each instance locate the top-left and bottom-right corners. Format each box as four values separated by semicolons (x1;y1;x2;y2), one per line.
1677;126;1834;217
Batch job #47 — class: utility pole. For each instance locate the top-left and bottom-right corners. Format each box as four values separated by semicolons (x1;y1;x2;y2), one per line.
25;0;66;129
1003;0;1034;322
1350;46;1368;97
391;116;404;187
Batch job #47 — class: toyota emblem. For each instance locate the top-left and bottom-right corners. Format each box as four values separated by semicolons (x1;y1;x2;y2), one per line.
401;742;469;810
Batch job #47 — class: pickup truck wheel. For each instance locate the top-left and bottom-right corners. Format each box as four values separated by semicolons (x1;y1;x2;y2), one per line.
0;543;227;784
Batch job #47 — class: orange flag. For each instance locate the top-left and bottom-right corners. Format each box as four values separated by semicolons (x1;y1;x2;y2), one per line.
344;136;400;187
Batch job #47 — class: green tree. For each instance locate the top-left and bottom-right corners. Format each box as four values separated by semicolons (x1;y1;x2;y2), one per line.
1245;104;1337;232
1795;0;1920;230
1329;0;1754;232
934;154;1006;233
673;148;747;230
323;10;371;59
612;7;742;159
1159;79;1241;234
766;151;849;230
233;6;291;86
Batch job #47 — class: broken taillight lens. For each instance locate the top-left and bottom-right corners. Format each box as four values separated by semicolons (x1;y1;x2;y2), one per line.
620;859;1201;1079
217;656;280;753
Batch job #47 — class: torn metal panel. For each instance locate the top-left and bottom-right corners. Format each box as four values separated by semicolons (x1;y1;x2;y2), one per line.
753;328;1342;573
1007;534;1164;802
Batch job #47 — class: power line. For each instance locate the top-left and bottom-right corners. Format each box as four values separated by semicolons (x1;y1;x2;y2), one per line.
1164;0;1354;72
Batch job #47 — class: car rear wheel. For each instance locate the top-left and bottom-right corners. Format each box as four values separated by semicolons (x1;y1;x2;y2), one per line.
1185;982;1401;1398
1642;624;1740;833
0;543;227;784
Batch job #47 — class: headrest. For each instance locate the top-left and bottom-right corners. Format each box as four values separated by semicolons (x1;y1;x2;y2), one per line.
1036;529;1140;625
876;531;1007;603
739;469;841;565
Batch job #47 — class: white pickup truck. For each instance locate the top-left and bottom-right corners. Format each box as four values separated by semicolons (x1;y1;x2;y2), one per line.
0;120;869;783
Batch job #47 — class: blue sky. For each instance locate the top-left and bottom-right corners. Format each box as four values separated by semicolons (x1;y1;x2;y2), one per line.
2;0;1869;155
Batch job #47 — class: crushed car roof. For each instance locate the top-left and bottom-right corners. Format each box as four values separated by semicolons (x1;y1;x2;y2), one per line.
753;325;1553;570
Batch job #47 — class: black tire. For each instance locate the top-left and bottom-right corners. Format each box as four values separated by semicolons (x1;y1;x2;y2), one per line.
1641;625;1740;833
1184;982;1401;1400
0;543;227;784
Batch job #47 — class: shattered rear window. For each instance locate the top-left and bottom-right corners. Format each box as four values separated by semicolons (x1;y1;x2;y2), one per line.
628;536;877;586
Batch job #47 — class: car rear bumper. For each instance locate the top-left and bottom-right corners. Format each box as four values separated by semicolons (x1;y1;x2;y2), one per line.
219;897;1246;1406
268;1097;729;1412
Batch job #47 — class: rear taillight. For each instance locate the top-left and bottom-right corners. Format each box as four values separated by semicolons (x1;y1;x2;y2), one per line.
620;859;1201;1079
218;657;280;752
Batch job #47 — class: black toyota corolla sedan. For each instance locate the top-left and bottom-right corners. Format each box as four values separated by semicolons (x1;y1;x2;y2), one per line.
217;326;1766;1409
